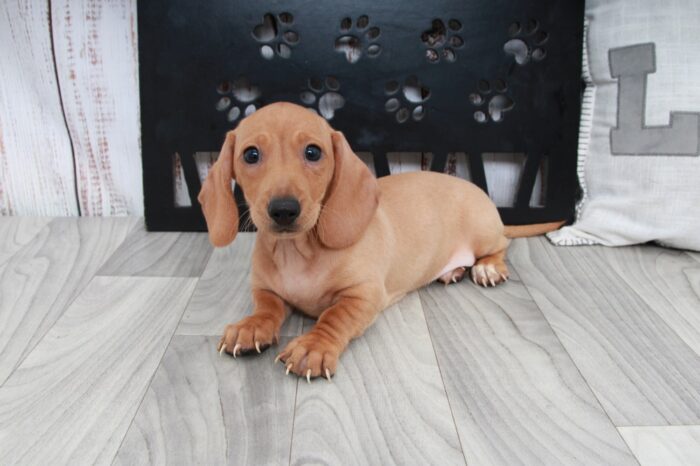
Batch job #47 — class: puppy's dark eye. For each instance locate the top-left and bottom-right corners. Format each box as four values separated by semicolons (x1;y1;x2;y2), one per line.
304;144;322;162
243;147;260;164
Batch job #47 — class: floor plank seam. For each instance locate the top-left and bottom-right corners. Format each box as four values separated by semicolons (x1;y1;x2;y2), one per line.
5;271;103;385
418;289;470;466
95;273;210;279
198;241;217;277
287;316;311;466
507;254;642;463
684;251;700;265
604;250;700;361
617;424;700;428
108;277;201;465
287;377;301;466
0;218;139;386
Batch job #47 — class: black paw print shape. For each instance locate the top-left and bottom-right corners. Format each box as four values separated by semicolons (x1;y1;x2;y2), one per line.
300;77;346;120
469;79;514;123
503;19;548;65
384;76;430;124
252;12;299;59
421;18;465;63
215;77;261;123
334;15;382;64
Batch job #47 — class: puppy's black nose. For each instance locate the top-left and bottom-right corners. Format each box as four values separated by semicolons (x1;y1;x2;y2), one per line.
268;197;301;227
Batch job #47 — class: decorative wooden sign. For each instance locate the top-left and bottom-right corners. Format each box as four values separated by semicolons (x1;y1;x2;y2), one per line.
138;0;584;231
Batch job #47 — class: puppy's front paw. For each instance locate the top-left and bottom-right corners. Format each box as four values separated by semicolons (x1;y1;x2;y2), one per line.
218;315;280;358
276;332;340;382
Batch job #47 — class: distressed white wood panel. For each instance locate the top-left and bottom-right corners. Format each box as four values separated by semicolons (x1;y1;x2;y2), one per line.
0;1;77;215
51;0;142;215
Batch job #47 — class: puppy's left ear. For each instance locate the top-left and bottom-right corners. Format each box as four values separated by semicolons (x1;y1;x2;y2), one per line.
317;131;379;249
198;131;239;247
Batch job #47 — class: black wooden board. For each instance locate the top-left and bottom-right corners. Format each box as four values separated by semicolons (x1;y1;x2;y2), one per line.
138;0;584;231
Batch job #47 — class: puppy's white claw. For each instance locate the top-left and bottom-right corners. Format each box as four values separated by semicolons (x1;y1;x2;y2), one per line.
219;344;226;357
451;276;458;284
481;277;487;287
286;364;292;375
274;354;282;364
255;341;261;353
500;273;508;282
306;369;311;384
325;369;332;382
233;343;241;359
489;278;496;287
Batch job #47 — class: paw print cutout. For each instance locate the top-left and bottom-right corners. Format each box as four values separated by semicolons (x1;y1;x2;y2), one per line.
334;15;381;64
503;19;548;65
384;76;430;123
421;18;464;63
252;12;299;59
299;76;346;120
469;79;514;123
215;77;261;123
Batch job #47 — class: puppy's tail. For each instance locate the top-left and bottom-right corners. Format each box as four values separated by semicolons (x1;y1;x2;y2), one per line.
503;221;565;239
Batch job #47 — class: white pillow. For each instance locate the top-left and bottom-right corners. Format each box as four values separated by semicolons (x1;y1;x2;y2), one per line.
547;0;700;251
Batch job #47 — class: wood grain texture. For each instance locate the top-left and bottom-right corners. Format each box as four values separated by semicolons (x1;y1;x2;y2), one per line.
0;217;138;384
0;216;52;266
97;222;212;277
114;336;298;466
177;232;305;336
290;292;465;466
0;276;196;465
0;1;77;215
618;426;700;466
51;0;143;215
587;244;700;357
419;269;637;465
508;237;700;426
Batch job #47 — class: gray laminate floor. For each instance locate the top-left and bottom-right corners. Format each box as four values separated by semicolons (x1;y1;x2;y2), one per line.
0;217;698;466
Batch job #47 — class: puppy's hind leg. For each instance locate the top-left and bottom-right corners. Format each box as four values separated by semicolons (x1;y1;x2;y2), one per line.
471;247;509;287
437;267;468;284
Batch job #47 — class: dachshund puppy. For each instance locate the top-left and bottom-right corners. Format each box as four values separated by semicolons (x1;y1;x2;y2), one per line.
199;102;548;382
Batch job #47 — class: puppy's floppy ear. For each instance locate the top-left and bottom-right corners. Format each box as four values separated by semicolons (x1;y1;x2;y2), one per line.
198;131;239;247
317;131;379;249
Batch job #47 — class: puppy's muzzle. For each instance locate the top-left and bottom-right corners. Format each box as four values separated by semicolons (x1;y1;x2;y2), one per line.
268;197;301;228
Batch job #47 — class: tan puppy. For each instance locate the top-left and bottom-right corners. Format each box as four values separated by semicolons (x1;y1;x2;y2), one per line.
199;102;556;382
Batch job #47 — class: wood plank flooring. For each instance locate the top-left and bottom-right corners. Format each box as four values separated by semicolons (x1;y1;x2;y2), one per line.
419;269;635;465
507;238;700;427
0;275;196;465
618;426;700;466
1;217;698;465
290;292;464;466
114;336;298;466
0;217;138;384
97;223;212;277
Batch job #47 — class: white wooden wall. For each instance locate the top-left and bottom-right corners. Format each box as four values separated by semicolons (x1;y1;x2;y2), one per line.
0;0;142;216
0;1;542;216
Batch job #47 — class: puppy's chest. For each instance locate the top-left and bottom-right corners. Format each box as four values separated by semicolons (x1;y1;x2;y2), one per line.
269;253;335;316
